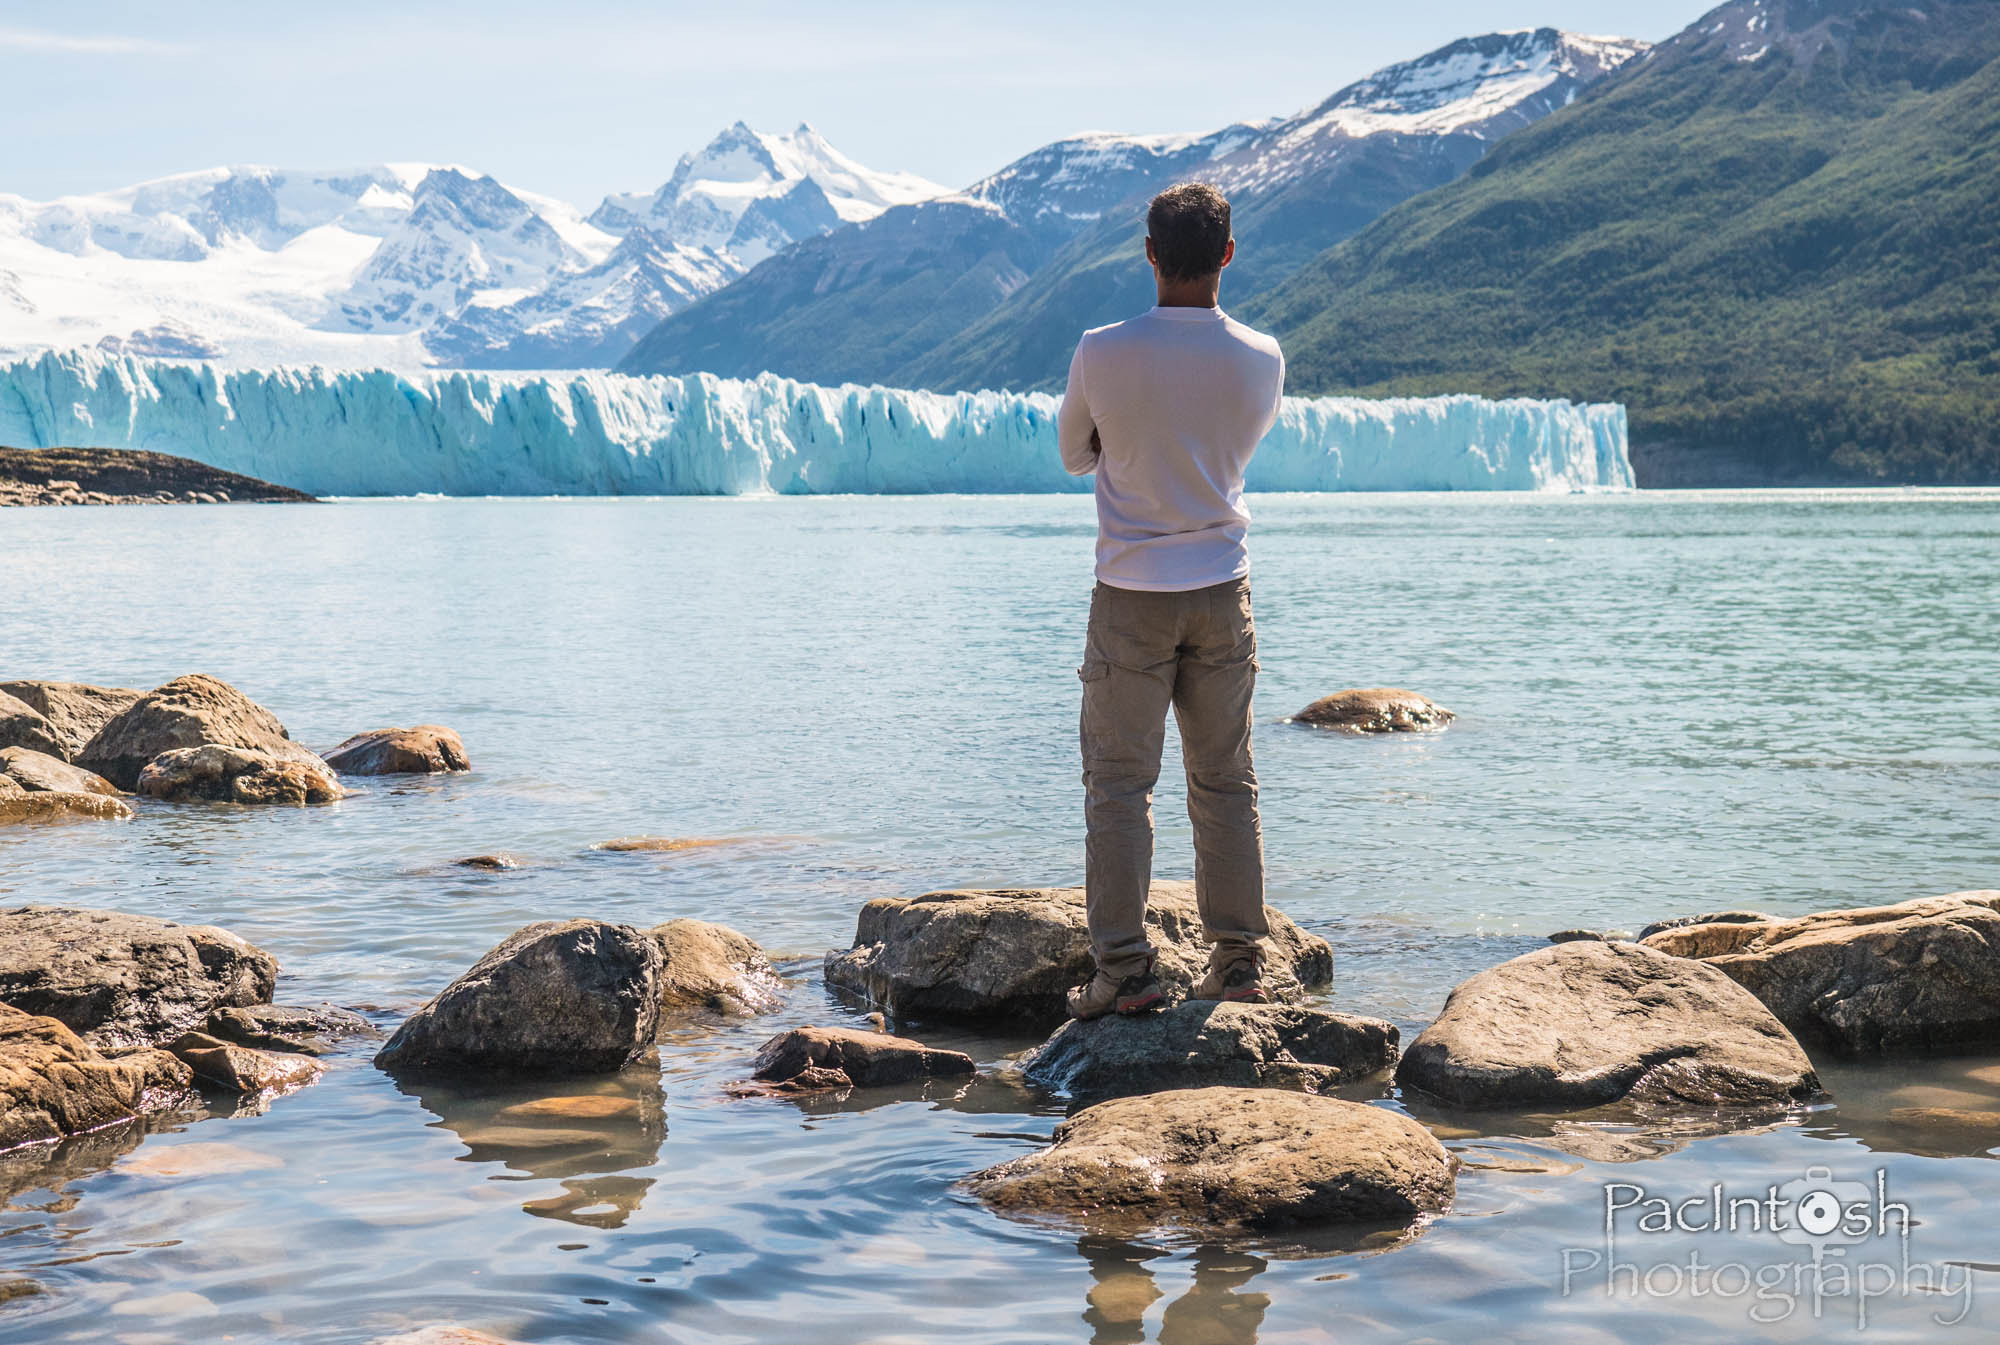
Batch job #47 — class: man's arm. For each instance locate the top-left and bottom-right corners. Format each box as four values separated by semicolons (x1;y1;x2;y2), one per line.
1057;337;1099;476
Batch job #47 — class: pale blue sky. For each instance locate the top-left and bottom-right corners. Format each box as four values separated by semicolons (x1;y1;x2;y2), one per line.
3;1;1721;204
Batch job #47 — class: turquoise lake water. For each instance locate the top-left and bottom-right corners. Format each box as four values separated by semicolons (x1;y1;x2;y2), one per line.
1;489;1997;1343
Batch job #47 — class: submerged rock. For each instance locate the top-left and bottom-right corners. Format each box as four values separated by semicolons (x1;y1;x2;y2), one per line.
823;882;1333;1028
651;919;785;1017
454;854;523;871
205;1003;375;1057
0;691;65;760
967;1086;1455;1233
135;743;344;805
0;780;133;824
167;1031;324;1094
324;725;470;776
1635;910;1775;941
1289;688;1454;733
1641;892;2000;1056
0;906;277;1050
750;1025;974;1092
76;673;324;791
375;920;662;1078
1396;940;1818;1111
0;1004;194;1150
0;682;142;760
1023;1001;1397;1102
0;746;122;796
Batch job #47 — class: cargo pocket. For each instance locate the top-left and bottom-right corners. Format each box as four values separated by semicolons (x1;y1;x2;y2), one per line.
1077;660;1110;683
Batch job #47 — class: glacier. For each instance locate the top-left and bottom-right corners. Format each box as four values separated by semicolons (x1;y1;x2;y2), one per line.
0;349;1632;496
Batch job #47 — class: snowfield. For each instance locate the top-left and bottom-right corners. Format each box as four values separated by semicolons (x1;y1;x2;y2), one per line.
0;349;1632;496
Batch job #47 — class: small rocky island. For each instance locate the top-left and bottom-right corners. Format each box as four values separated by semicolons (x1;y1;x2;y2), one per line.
0;446;313;506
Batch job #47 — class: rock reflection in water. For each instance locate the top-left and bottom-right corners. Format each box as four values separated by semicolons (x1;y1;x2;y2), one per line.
398;1059;666;1229
1079;1240;1270;1345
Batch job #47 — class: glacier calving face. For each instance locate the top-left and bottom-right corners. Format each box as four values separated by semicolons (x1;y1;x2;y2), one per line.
0;350;1631;497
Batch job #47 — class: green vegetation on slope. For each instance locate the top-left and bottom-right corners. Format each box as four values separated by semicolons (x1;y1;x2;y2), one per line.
1246;1;2000;484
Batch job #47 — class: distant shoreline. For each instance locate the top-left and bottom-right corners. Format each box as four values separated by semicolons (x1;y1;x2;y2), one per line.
0;446;315;507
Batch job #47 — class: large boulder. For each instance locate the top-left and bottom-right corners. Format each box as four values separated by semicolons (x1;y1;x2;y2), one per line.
1396;940;1818;1111
0;691;64;759
323;725;470;776
651;919;785;1017
0;1004;194;1150
0;779;132;825
1289;688;1454;733
824;882;1333;1028
1023;1002;1397;1102
136;743;343;805
750;1025;975;1091
375;920;663;1077
967;1087;1455;1232
0;682;142;760
76;674;323;791
0;747;122;796
0;906;278;1050
1641;893;2000;1056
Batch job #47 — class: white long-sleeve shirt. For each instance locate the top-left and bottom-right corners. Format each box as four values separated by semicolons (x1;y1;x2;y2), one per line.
1057;305;1285;592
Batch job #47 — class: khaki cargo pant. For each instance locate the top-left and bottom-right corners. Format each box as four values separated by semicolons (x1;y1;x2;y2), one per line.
1078;576;1268;978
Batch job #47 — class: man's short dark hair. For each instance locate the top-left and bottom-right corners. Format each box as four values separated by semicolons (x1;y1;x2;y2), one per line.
1147;182;1231;281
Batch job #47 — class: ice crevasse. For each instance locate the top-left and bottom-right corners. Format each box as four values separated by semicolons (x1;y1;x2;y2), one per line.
0;349;1632;496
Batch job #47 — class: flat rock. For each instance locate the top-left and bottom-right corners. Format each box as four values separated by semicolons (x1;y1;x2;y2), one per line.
967;1086;1455;1232
0;1004;194;1151
0;906;278;1050
0;682;142;760
1636;910;1775;941
1641;892;2000;1056
1888;1106;2000;1132
824;882;1333;1029
0;747;122;796
1397;940;1819;1111
1023;1001;1397;1102
168;1031;324;1094
374;920;662;1077
0;691;64;760
205;1003;375;1056
1290;688;1454;733
76;673;323;791
324;725;470;775
750;1025;974;1091
0;784;133;824
651;919;785;1017
136;743;344;805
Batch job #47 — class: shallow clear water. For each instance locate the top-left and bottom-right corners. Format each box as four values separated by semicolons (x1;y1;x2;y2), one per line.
1;490;1998;1343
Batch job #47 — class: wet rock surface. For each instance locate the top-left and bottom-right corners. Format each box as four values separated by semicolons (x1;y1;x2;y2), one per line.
1397;940;1819;1111
0;906;278;1050
0;746;123;795
1022;1001;1397;1102
824;882;1333;1029
324;725;471;775
0;682;143;760
749;1025;975;1092
0;780;133;824
0;1004;194;1150
1642;892;2000;1056
1636;910;1775;941
206;1003;376;1057
167;1031;325;1094
651;919;785;1017
136;743;344;805
1289;687;1454;733
76;673;325;791
967;1086;1456;1233
375;920;663;1078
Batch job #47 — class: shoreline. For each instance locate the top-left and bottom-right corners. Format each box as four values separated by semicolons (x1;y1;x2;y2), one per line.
0;446;314;507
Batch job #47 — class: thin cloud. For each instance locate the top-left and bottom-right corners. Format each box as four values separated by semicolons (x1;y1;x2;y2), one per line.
0;26;185;55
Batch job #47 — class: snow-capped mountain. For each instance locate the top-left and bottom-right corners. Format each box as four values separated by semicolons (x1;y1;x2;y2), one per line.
0;125;947;371
619;28;1648;391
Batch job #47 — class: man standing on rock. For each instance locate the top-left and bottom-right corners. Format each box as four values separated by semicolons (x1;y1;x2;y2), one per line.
1056;182;1285;1020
